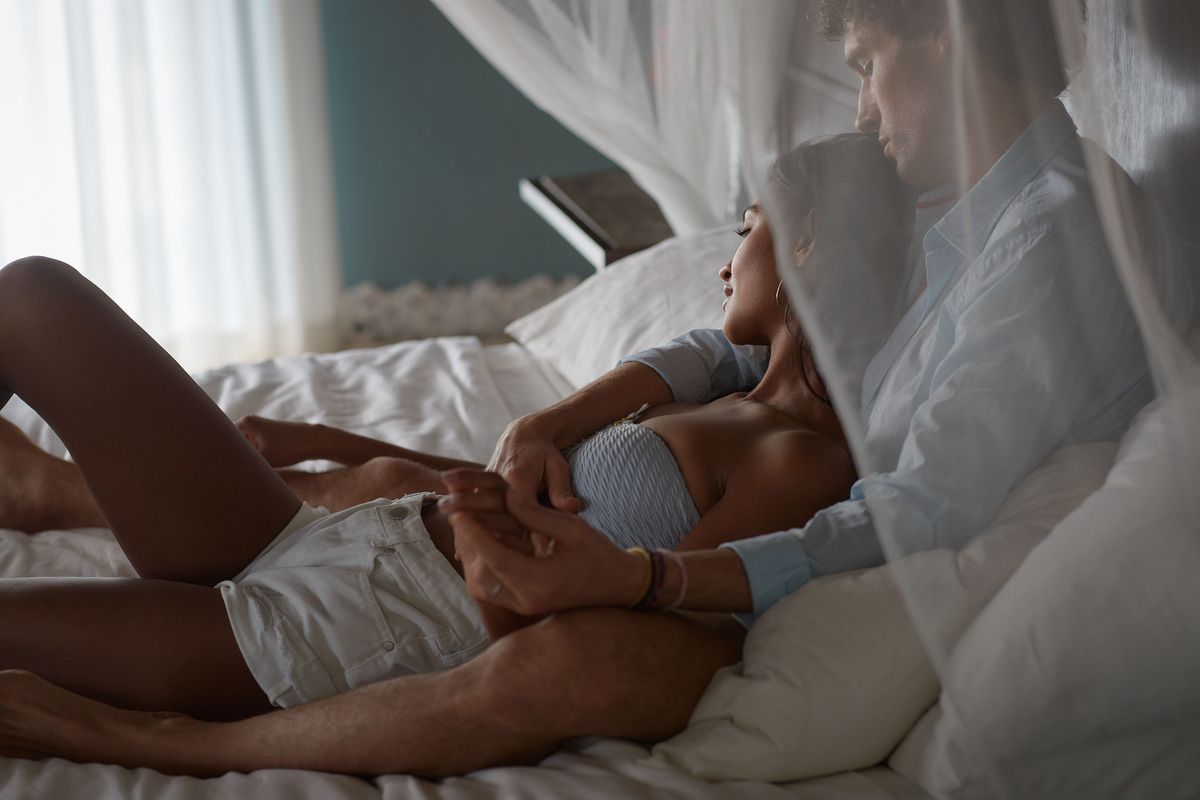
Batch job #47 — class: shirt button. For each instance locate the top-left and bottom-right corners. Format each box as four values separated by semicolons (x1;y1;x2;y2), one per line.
383;641;395;652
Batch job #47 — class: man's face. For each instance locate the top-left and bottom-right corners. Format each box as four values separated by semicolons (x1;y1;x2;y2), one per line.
843;20;955;188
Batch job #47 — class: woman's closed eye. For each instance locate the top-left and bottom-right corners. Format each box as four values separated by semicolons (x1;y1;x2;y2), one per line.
734;224;750;238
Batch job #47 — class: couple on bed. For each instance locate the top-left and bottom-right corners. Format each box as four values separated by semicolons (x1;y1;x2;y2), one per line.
0;0;1185;777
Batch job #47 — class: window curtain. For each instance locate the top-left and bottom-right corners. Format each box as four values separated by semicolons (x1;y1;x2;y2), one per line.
0;0;341;371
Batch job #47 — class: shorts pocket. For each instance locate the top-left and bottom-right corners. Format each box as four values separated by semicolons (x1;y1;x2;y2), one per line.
344;541;489;688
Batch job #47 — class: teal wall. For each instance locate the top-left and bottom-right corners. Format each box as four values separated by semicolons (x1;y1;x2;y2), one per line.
318;0;615;288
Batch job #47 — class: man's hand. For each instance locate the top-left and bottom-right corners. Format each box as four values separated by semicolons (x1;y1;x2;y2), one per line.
487;416;582;513
442;470;645;618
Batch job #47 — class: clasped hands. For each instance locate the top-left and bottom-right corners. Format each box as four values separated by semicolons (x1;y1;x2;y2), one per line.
438;469;644;636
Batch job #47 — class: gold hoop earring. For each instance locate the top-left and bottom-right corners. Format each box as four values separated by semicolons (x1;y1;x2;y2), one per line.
775;280;791;315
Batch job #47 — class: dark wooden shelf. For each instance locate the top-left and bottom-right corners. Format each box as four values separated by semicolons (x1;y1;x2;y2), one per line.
519;169;673;270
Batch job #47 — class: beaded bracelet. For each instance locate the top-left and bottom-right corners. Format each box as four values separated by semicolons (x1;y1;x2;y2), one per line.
656;548;689;611
626;547;654;610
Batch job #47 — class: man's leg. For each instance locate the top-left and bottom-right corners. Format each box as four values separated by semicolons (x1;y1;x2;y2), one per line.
0;418;105;530
64;608;746;776
1;415;445;530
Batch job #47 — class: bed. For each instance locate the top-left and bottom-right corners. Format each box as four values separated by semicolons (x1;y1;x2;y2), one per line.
4;226;1196;799
0;218;932;799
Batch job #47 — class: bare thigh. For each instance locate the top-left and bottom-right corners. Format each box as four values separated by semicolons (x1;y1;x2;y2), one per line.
0;257;300;584
0;578;271;721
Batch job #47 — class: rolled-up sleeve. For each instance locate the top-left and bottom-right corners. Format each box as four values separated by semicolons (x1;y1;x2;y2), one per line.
619;329;767;404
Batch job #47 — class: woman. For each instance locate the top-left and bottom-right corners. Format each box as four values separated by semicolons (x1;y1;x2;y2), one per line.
0;133;911;724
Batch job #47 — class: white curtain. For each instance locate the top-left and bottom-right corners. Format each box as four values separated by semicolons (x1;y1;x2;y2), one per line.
435;2;1200;797
0;0;341;371
428;0;856;234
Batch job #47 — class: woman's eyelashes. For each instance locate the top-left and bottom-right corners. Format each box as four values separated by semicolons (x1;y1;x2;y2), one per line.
734;224;750;238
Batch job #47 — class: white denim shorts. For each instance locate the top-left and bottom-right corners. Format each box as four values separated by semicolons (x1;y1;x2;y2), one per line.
217;493;490;708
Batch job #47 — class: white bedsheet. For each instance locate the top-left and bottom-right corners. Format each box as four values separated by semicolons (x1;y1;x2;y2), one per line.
0;336;923;800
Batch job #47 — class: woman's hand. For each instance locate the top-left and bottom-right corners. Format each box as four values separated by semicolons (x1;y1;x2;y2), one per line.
236;415;324;467
487;416;582;513
442;470;645;618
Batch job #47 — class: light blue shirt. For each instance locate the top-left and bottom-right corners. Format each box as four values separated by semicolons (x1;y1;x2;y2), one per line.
622;101;1190;617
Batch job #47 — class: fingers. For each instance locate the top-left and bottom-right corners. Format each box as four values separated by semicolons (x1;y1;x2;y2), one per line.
450;512;537;609
542;455;582;513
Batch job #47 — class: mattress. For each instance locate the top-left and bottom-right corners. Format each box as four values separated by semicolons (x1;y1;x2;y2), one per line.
0;336;926;800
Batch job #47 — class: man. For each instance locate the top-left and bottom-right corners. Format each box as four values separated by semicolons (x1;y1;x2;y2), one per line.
0;0;1181;777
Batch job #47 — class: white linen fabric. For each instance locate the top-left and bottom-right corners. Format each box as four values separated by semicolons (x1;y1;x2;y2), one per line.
648;442;1116;784
0;0;341;371
889;379;1200;799
445;1;1200;794
428;0;856;233
505;226;737;389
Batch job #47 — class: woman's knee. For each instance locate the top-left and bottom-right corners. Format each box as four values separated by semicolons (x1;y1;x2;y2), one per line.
0;256;83;316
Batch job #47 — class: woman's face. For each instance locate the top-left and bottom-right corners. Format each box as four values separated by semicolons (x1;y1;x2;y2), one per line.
719;203;814;346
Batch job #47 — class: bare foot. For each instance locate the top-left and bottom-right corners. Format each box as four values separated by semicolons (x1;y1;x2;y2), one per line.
0;418;105;531
235;416;324;468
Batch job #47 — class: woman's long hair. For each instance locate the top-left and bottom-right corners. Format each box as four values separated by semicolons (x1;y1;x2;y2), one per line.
765;134;916;406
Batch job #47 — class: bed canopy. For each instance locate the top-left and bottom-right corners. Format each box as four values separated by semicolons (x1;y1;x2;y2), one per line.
432;1;1200;797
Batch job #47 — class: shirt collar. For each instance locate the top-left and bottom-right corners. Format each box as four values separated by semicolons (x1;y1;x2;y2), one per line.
930;100;1077;260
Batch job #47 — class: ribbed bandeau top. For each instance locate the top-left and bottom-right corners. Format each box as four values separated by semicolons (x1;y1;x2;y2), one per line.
565;416;701;551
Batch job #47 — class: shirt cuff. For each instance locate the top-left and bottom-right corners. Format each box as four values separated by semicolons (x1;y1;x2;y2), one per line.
721;530;813;625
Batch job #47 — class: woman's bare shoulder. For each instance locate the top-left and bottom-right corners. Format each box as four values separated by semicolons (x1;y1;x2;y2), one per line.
749;428;857;494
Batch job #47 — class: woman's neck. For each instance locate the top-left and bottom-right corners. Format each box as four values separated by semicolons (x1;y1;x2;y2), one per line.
741;326;842;438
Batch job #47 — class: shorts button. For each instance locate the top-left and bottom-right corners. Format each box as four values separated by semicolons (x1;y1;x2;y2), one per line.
383;641;395;651
389;507;409;521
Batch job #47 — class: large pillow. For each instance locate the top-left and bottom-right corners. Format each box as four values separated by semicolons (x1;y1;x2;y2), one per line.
890;383;1200;800
505;227;736;389
646;442;1117;783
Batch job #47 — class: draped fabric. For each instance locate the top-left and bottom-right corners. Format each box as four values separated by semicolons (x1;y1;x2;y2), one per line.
438;2;1200;796
429;0;859;234
0;0;341;371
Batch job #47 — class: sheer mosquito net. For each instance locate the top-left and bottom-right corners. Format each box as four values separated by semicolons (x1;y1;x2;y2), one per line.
432;1;1200;796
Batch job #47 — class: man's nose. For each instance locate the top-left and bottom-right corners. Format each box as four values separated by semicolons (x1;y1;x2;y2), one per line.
855;82;880;133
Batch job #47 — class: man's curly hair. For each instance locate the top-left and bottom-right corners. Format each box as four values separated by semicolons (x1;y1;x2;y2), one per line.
817;0;1084;97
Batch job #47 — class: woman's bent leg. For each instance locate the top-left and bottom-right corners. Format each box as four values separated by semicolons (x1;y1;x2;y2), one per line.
0;577;271;720
0;257;300;583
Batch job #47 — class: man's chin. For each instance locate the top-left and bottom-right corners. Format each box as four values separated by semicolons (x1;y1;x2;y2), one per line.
893;156;940;191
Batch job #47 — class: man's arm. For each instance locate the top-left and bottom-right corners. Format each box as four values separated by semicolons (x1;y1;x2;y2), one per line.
236;416;480;469
493;329;767;509
726;228;1152;615
617;328;767;405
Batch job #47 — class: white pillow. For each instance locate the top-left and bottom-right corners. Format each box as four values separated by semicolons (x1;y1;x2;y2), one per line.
647;442;1116;783
890;385;1200;800
505;227;736;389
